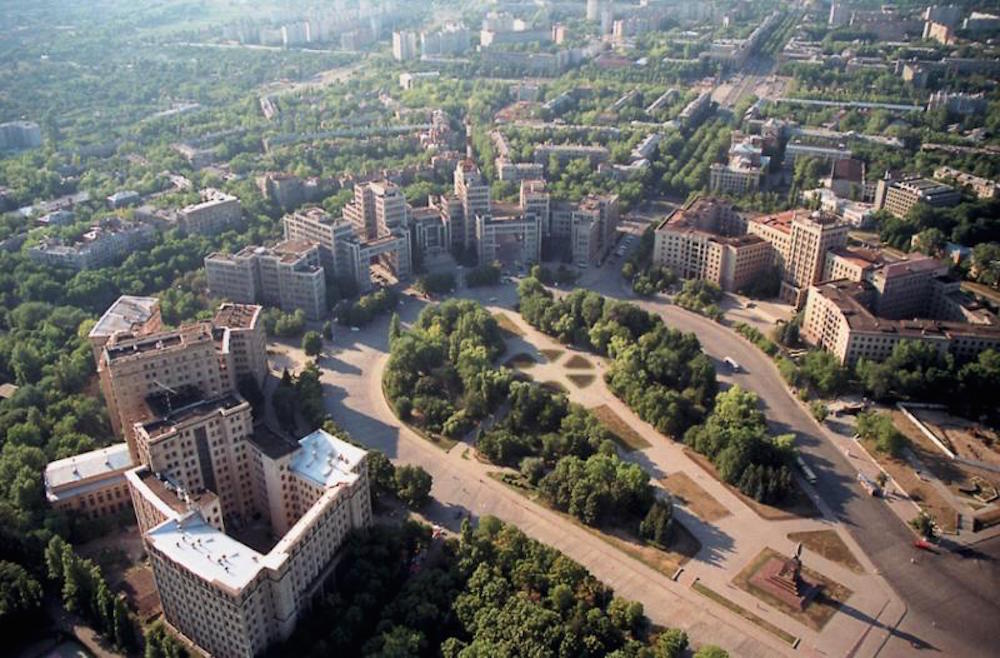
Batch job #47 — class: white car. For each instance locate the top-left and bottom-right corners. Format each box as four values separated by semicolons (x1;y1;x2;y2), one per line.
350;326;360;333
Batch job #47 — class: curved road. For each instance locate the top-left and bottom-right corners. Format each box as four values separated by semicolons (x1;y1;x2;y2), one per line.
620;293;1000;658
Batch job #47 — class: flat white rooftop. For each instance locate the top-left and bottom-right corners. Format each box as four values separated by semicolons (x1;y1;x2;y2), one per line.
89;295;158;340
289;429;365;488
45;443;133;490
147;514;265;591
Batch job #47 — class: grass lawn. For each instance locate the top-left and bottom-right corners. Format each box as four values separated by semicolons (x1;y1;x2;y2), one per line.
733;547;852;632
692;580;799;646
685;449;820;520
493;312;525;337
788;530;864;574
539;348;564;362
489;471;699;579
567;373;596;388
504;352;537;369
540;380;568;394
564;354;594;369
590;404;652;451
661;472;731;523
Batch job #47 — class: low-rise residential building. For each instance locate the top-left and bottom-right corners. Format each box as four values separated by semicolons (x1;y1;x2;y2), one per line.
874;175;962;218
678;90;713;129
205;241;326;320
534;143;610;167
44;443;134;520
107;190;141;209
784;140;851;164
28;218;155;270
178;188;242;235
927;91;989;115
934;166;998;200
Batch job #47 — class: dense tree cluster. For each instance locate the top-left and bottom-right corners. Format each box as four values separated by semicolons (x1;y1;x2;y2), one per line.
684;386;796;504
384;300;510;435
857;342;1000;420
673;279;723;319
262;308;307;338
464;263;502;288
517;279;717;438
270;517;682;658
415;272;457;295
337;288;399;327
272;363;327;433
879;198;1000;252
856;411;906;457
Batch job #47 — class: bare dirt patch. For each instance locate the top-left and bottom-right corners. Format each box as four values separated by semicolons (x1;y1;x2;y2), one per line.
567;373;596;388
591;404;651;451
788;530;864;574
493;312;525;338
661;472;731;523
539;348;564;362
564;354;594;369
734;547;852;631
685;449;821;520
860;436;959;533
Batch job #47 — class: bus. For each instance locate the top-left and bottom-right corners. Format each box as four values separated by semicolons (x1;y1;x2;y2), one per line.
796;455;818;484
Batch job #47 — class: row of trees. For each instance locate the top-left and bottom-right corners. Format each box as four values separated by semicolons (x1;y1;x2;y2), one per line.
45;536;137;652
384;300;509;436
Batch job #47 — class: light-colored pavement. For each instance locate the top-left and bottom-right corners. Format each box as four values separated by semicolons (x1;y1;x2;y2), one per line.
269;265;1000;658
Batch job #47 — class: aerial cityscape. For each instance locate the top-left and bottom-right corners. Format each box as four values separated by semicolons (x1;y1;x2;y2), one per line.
2;1;1000;657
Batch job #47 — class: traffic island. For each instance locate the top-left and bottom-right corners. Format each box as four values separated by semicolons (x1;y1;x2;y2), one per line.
733;547;852;631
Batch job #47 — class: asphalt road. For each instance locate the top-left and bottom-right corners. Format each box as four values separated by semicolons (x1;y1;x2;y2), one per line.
594;280;1000;658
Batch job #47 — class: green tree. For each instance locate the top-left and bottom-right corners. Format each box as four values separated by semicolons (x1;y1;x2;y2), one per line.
302;331;323;357
395;465;432;508
654;628;689;658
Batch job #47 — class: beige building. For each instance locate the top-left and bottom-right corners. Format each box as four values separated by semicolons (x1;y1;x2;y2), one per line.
874;175;961;218
205;241;327;320
127;428;371;658
709;161;763;195
653;198;771;292
342;180;408;241
178;189;241;235
934;166;998;200
802;279;1000;365
475;203;542;267
94;297;267;461
44;443;134;520
453;160;491;250
748;209;849;306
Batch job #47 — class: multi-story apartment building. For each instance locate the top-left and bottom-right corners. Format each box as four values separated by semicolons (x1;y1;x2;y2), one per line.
520;179;551;236
475;203;542;267
709;161;764;195
0;121;42;150
678;90;713;129
934;166;998;200
802;279;1000;365
93;297;267;460
87;295;163;361
392;30;418;61
868;256;950;319
420;23;471;57
205;241;327;320
569;195;620;265
178;188;242;235
874;175;962;218
453;160;491;250
44;444;134;520
748;209;849;306
653;198;771;292
533;144;610;167
342;180;408;241
28;218;155;270
126;427;371;658
280;206;343;271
